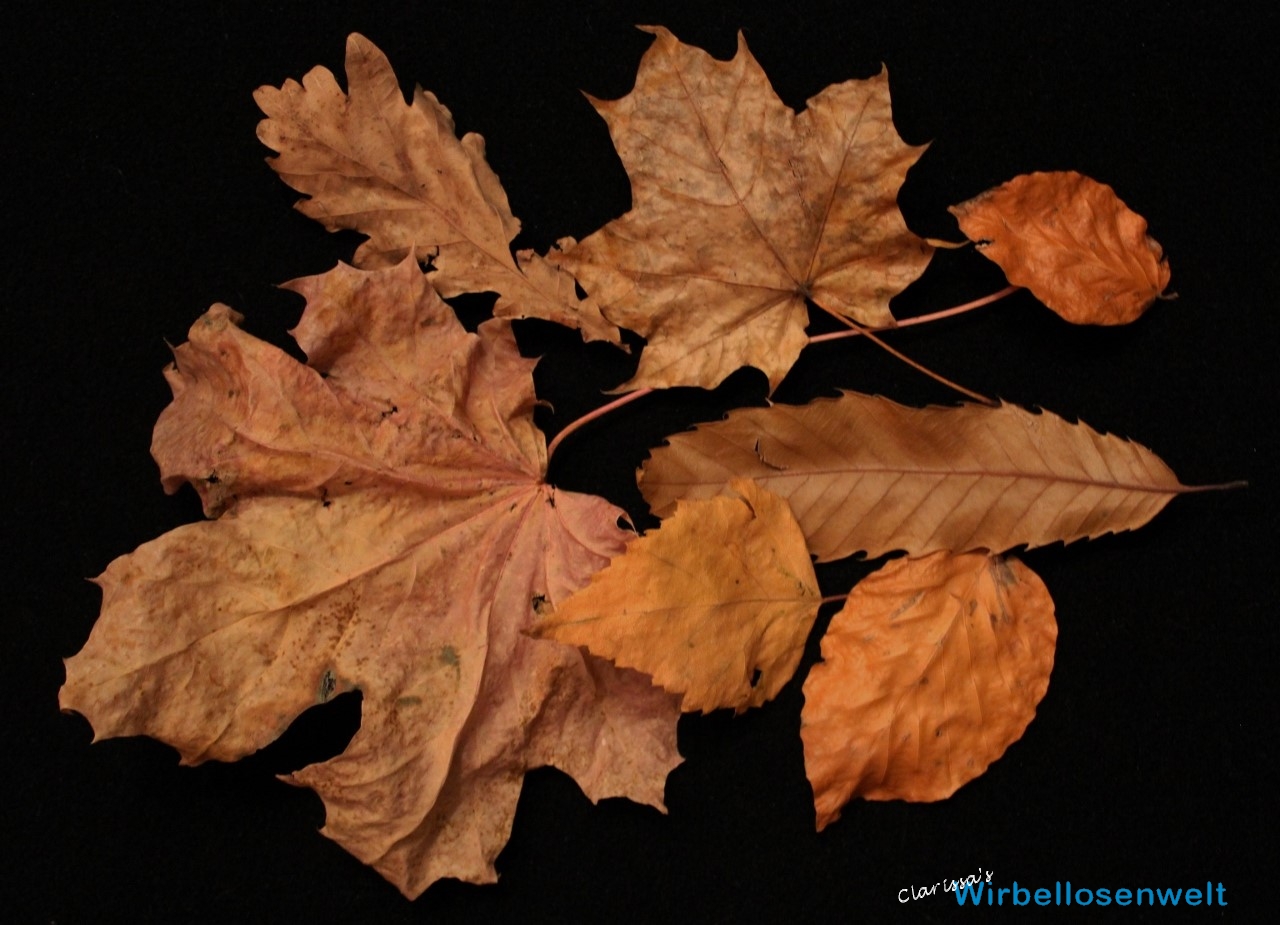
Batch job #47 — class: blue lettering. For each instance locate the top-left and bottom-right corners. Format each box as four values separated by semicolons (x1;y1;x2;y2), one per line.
1137;888;1154;905
1156;888;1182;906
954;882;984;905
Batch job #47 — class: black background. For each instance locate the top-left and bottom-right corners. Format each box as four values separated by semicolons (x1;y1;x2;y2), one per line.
6;1;1274;921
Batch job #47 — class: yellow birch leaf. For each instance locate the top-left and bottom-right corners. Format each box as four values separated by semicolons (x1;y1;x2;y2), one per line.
533;479;820;713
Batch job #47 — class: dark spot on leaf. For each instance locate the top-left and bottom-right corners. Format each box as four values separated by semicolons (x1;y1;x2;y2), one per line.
318;669;337;703
750;668;763;688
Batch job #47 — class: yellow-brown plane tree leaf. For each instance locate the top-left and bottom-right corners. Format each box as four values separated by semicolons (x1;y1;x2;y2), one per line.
640;392;1190;562
552;26;933;392
949;171;1171;325
801;551;1056;829
59;257;679;899
533;479;820;713
255;34;620;345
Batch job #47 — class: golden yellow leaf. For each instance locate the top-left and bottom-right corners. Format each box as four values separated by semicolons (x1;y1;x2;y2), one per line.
533;479;820;713
255;34;620;345
553;27;933;391
60;257;678;898
950;171;1170;325
801;551;1056;828
640;391;1190;562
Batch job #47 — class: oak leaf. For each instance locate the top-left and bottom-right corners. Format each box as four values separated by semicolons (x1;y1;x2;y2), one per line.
59;257;679;898
533;479;820;713
553;27;934;392
801;551;1056;829
949;171;1170;325
255;34;620;345
640;391;1190;562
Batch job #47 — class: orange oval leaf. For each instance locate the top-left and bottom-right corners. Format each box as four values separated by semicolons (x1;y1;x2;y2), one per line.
950;170;1170;325
801;551;1056;829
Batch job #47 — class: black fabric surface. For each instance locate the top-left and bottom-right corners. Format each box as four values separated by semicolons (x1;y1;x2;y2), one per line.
6;1;1274;920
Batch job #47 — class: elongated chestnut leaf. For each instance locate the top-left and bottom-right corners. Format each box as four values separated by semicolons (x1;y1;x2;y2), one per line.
640;392;1192;562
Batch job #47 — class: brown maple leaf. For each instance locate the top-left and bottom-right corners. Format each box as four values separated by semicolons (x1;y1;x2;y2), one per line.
533;479;820;713
640;391;1193;562
59;257;679;898
255;34;621;345
553;26;934;391
950;171;1171;325
801;551;1056;829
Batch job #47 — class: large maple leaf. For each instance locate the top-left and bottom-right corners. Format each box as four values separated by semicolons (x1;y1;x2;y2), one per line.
554;26;934;391
59;257;680;898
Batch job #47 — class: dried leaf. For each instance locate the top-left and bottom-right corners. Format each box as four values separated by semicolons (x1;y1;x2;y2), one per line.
255;34;620;345
801;551;1056;829
533;479;820;713
640;391;1188;562
60;258;678;898
949;171;1170;325
553;27;933;391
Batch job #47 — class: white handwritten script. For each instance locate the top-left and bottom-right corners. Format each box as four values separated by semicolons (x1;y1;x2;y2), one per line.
899;868;994;902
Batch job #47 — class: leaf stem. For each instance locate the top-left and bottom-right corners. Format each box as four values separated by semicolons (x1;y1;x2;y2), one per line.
806;284;1019;346
546;388;653;462
821;311;998;406
545;286;1018;462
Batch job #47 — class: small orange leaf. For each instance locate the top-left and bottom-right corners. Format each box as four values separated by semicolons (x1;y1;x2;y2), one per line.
950;171;1170;325
801;551;1056;829
533;479;820;713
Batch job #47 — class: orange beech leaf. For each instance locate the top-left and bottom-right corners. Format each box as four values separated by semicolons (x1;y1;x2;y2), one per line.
533;479;820;713
255;34;620;345
949;171;1171;325
640;391;1192;562
59;257;679;899
552;26;933;392
801;551;1056;829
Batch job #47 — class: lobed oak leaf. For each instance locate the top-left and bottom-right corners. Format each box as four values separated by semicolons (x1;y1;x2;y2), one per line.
552;26;934;392
801;551;1056;829
949;171;1171;325
640;391;1192;562
533;479;820;713
59;257;679;898
255;34;620;345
